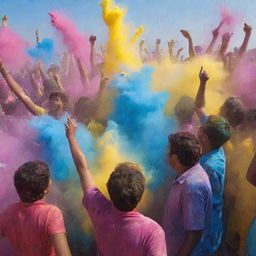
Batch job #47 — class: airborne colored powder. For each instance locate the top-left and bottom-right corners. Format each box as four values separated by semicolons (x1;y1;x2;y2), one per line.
49;11;90;67
101;0;142;75
0;26;28;72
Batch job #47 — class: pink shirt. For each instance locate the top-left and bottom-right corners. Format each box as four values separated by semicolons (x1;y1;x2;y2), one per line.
83;186;167;256
0;200;66;256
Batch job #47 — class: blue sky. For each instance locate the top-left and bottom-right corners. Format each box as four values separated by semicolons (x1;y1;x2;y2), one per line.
1;0;256;56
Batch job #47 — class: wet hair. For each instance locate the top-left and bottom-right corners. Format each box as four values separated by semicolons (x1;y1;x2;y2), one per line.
107;162;145;212
201;115;231;150
174;96;195;123
168;132;202;168
219;97;245;127
14;161;50;203
245;108;256;131
49;92;68;105
74;97;98;123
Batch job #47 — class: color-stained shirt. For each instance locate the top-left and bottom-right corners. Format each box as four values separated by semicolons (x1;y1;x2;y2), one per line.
83;186;167;256
194;147;226;255
0;201;66;256
163;163;212;256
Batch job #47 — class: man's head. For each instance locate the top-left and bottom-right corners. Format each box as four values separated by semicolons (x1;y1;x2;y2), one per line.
107;162;145;212
219;97;245;127
198;115;231;150
168;132;202;170
48;92;67;115
174;96;195;124
74;97;98;124
14;161;50;203
244;108;256;134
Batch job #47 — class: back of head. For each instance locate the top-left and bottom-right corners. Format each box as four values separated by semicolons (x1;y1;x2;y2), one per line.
245;108;256;131
219;97;245;127
107;162;145;212
14;161;50;203
168;132;202;168
202;115;231;150
174;96;195;123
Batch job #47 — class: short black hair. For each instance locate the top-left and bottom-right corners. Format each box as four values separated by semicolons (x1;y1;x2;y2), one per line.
14;161;50;203
168;132;202;168
107;162;145;212
201;115;231;150
245;108;256;131
219;97;245;127
49;92;68;105
174;96;195;123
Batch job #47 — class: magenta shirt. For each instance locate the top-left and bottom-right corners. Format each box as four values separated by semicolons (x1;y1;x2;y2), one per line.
0;201;66;256
83;186;167;256
163;164;212;256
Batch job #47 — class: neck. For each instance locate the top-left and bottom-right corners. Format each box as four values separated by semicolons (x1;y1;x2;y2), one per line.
176;165;190;177
202;144;212;155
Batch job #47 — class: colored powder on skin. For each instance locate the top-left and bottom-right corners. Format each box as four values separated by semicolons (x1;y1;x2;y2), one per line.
231;50;256;108
100;0;142;76
151;56;228;115
110;66;177;189
224;136;256;254
49;11;90;68
27;38;56;66
0;27;29;72
130;26;144;44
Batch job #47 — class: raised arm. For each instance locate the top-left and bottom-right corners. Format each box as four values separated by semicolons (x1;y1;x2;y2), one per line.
38;60;49;82
155;39;162;63
206;27;219;54
195;67;209;120
218;32;232;58
246;152;256;187
237;23;252;58
76;57;89;87
36;29;40;44
176;47;184;61
2;16;8;27
180;30;195;58
65;118;95;193
53;73;65;93
0;59;38;115
89;35;97;76
168;40;175;62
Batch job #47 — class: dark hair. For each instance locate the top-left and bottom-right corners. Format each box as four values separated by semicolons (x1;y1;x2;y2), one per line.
14;161;50;203
47;64;61;74
168;132;202;168
219;97;245;127
245;108;256;131
49;92;68;105
201;115;231;150
74;97;98;123
174;96;195;123
107;162;145;212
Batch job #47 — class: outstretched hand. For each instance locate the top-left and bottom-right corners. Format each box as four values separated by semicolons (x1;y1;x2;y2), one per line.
89;35;97;45
199;66;209;83
180;30;191;39
244;23;252;34
65;118;78;139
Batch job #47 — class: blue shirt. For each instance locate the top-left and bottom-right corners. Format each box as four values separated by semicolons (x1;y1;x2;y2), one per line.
193;147;226;255
163;164;212;256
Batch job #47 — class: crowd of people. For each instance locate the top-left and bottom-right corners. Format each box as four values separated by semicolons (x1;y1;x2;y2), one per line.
1;1;256;255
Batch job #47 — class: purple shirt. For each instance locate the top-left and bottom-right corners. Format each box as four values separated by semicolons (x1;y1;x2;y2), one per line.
163;164;212;256
83;186;167;256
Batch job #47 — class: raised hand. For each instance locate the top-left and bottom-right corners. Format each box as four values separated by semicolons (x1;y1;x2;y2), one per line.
180;30;191;39
89;35;97;45
156;38;161;45
244;23;252;35
65;118;78;139
199;66;209;83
